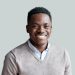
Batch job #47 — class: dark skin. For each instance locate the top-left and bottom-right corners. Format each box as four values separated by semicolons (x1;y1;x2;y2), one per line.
26;13;52;52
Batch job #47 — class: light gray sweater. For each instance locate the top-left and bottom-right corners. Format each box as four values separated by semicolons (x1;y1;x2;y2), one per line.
2;41;72;75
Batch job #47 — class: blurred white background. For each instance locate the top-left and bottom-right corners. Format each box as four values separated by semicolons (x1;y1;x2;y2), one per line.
0;0;75;75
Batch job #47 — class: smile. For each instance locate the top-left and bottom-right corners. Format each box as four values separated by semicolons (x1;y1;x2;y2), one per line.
36;35;47;39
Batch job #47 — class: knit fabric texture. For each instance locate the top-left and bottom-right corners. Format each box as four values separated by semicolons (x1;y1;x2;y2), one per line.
2;41;72;75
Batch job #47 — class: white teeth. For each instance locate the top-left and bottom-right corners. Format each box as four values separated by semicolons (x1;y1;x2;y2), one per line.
36;35;46;38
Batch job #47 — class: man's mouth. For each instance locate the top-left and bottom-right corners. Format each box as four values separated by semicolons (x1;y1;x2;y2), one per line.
36;34;47;39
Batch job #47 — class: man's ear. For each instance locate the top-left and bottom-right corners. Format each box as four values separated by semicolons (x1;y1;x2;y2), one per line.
26;25;29;33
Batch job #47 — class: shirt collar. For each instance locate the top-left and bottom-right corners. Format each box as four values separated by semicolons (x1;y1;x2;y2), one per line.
28;40;50;53
27;39;50;60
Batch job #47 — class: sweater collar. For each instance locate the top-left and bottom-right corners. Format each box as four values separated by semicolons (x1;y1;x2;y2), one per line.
27;39;50;60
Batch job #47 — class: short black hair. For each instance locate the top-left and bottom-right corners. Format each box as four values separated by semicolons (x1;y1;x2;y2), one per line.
27;7;52;23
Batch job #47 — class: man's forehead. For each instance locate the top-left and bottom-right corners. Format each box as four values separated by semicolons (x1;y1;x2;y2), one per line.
30;13;50;18
29;13;51;21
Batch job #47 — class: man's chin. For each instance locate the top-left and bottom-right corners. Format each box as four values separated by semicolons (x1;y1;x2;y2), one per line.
30;38;48;46
36;40;48;45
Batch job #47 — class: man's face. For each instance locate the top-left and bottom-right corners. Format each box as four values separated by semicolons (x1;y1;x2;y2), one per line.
26;13;52;46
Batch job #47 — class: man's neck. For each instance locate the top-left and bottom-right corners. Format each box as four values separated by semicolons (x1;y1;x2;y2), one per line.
29;39;48;53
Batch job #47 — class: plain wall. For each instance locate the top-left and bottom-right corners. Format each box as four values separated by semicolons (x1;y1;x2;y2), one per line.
0;0;75;75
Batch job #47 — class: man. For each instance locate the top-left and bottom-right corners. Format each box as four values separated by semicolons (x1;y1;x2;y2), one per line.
2;7;72;75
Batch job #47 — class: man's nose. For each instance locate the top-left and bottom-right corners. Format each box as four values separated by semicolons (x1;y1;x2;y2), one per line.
38;26;45;33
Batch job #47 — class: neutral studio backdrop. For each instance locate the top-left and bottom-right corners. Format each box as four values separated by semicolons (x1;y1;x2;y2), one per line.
0;0;75;75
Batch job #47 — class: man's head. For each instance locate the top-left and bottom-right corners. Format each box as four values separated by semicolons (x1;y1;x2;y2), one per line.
27;7;52;23
26;7;52;48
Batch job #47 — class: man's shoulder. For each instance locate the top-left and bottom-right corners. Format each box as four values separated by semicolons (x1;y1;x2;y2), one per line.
6;41;29;58
12;41;28;51
49;43;67;56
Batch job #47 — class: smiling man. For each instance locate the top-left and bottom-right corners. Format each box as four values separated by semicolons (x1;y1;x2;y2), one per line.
26;12;52;52
2;7;72;75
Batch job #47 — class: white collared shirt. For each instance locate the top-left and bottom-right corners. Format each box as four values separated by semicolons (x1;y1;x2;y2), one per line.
27;40;50;61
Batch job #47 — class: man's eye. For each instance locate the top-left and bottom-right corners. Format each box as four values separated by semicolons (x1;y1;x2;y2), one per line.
31;25;38;28
44;25;50;28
